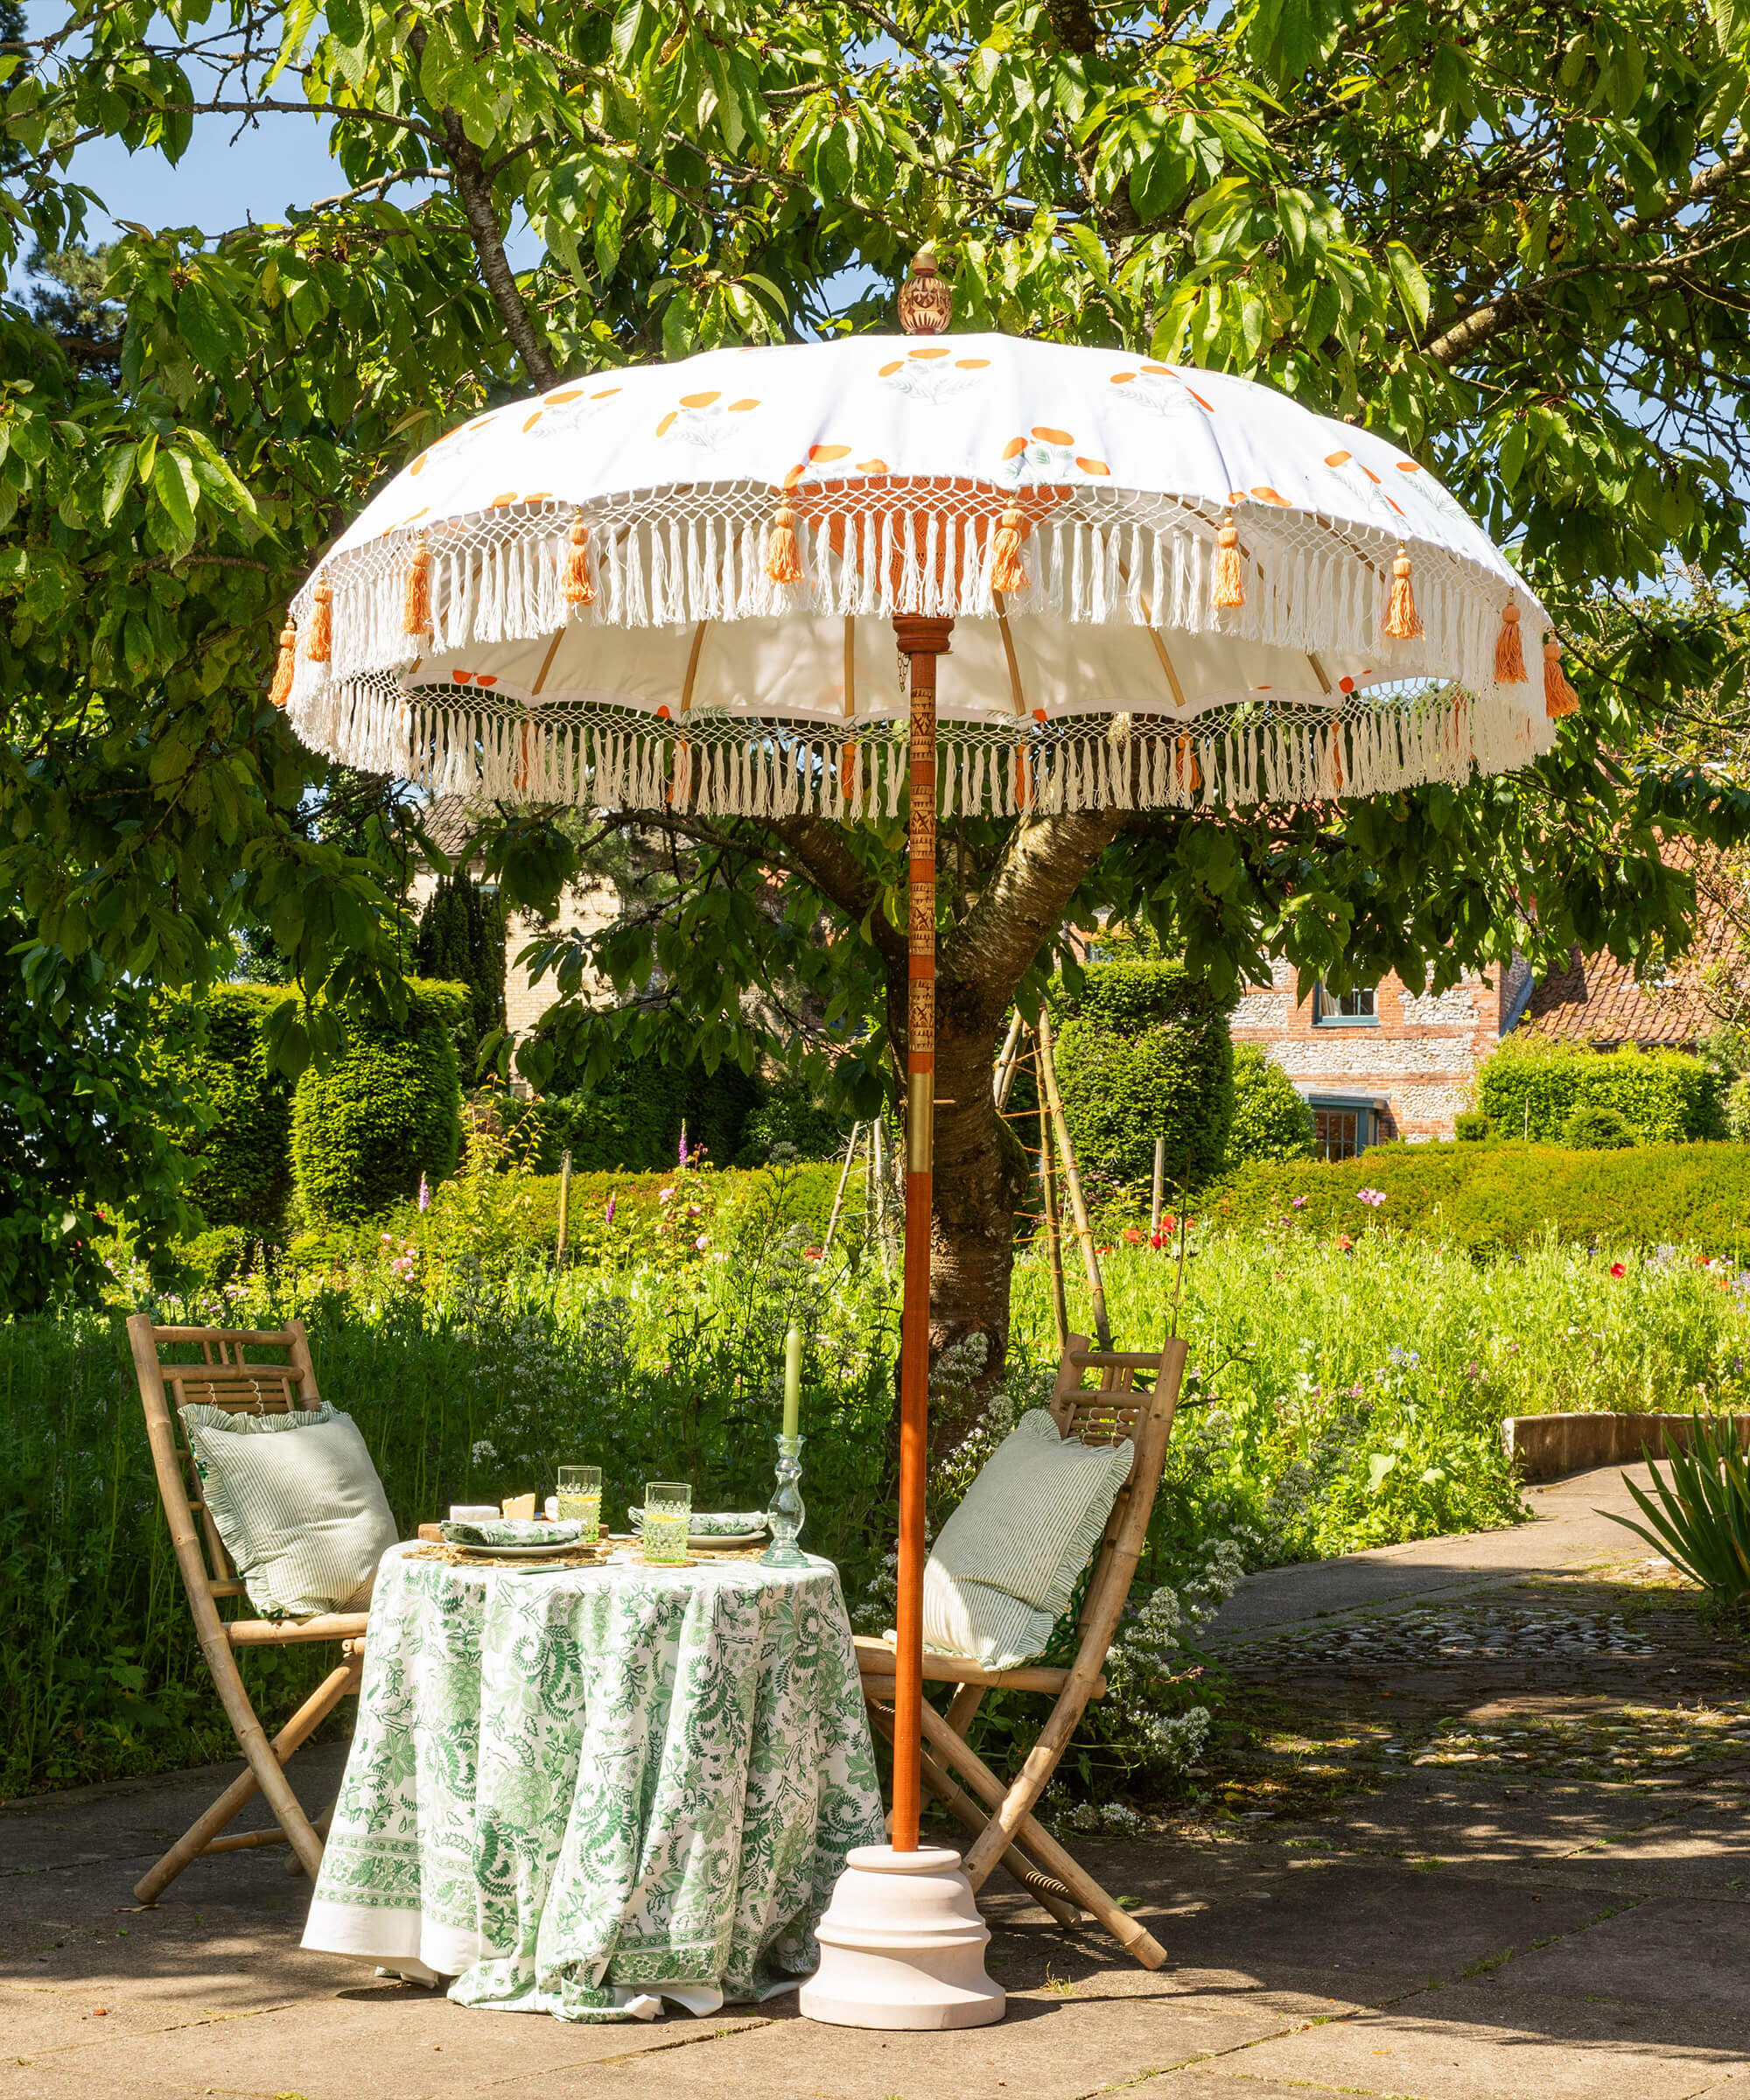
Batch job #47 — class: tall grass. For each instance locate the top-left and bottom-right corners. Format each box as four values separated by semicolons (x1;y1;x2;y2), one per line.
9;1173;1750;1797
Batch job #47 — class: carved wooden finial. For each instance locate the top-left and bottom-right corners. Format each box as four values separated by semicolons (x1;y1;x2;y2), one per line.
897;248;953;335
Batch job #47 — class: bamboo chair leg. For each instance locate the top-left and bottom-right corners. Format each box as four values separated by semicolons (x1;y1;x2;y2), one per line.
944;1683;987;1738
285;1799;338;1877
867;1700;1079;1928
915;1699;1167;1970
134;1657;359;1904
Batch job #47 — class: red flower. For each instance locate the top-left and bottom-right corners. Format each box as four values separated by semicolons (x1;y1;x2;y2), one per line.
1124;1227;1142;1244
1609;1262;1627;1278
1336;1234;1354;1254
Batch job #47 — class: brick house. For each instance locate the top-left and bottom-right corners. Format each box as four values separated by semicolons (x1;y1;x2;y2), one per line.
1230;959;1536;1155
1233;912;1732;1158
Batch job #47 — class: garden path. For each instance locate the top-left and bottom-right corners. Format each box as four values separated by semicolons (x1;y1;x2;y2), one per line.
1205;1460;1657;1641
4;1465;1746;2100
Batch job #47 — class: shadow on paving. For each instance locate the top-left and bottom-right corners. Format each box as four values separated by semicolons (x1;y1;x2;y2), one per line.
4;1532;1749;2097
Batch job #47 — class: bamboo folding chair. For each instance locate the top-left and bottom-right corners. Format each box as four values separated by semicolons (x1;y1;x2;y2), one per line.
858;1327;1186;1970
127;1314;369;1903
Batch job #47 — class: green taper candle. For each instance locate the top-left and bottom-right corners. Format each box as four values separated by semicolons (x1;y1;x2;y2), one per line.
782;1325;802;1438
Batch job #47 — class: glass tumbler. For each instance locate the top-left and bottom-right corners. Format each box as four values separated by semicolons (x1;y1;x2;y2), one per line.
556;1464;602;1538
642;1481;692;1564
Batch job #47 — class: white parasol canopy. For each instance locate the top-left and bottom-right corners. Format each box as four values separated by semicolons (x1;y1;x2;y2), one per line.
283;331;1563;819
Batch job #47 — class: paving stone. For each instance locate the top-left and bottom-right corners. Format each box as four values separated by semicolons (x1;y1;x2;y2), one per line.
1208;1984;1747;2100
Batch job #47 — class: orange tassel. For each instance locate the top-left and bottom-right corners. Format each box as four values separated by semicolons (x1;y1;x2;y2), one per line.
764;503;803;584
840;741;858;804
990;500;1027;592
402;536;432;638
1383;546;1423;639
1494;603;1527;682
562;516;595;607
268;620;297;709
304;574;332;663
1544;640;1579;718
1213;514;1244;608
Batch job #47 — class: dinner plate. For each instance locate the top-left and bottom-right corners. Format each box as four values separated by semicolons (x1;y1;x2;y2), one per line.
450;1540;587;1561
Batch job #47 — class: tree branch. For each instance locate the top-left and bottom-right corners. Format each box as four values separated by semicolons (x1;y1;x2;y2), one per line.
438;112;557;389
940;809;1125;1026
766;813;906;962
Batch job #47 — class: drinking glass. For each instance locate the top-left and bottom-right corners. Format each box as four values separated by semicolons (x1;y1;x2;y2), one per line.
643;1481;692;1564
556;1464;602;1537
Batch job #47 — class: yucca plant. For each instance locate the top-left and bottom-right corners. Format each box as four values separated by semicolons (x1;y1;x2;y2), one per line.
1605;1418;1750;1603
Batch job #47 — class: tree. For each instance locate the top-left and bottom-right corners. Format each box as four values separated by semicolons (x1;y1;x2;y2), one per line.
413;870;507;1075
6;4;1750;1380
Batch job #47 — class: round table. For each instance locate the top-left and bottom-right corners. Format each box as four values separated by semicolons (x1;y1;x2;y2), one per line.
301;1543;885;2021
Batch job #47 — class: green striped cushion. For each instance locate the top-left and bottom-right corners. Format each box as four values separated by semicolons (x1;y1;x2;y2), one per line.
922;1410;1132;1670
180;1402;399;1620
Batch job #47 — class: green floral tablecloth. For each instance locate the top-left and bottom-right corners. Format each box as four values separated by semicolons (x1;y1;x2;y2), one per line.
301;1544;884;2021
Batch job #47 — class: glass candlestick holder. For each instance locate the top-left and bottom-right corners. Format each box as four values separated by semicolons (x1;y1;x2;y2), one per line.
760;1433;808;1566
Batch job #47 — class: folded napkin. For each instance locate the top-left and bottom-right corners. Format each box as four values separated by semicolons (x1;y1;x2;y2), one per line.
439;1516;584;1548
626;1508;768;1536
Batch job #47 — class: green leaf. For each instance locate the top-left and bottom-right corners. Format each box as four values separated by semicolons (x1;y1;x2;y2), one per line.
100;443;136;525
150;450;199;543
1384;242;1431;332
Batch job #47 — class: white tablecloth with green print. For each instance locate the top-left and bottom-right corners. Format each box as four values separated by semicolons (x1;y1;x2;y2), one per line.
301;1544;884;2021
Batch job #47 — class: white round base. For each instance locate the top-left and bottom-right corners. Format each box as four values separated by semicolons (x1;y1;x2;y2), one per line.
800;1844;1006;2030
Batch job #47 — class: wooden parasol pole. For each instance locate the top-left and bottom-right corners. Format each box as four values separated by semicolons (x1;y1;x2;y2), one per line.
891;610;952;1852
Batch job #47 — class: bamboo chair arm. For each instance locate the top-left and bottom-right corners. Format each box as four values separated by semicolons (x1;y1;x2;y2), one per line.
854;1636;1102;1698
228;1613;370;1647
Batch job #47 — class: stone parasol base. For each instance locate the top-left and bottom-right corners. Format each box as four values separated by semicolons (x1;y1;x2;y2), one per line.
799;1844;1006;2030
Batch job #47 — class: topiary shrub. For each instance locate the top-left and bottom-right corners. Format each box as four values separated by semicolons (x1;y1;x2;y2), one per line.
1054;962;1236;1186
1477;1033;1724;1144
736;1079;847;1165
1226;1045;1314;1167
413;871;506;1074
1563;1101;1637;1149
164;984;297;1228
1452;1109;1491;1142
290;981;470;1222
1726;1074;1750;1142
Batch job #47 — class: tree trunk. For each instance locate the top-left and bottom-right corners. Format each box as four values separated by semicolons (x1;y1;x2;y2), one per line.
880;805;1125;1449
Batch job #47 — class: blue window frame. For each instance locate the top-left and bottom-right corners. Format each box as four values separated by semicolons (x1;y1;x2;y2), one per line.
1310;1099;1375;1160
1314;982;1378;1026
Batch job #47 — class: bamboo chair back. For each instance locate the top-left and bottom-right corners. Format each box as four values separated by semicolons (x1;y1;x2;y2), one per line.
1047;1330;1183;1628
133;1320;323;1603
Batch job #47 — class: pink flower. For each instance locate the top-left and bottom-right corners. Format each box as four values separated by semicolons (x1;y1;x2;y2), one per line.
1356;1187;1387;1208
1610;1262;1627;1278
658;1187;675;1206
694;1233;710;1251
417;1173;430;1212
1292;1194;1309;1209
606;1193;617;1225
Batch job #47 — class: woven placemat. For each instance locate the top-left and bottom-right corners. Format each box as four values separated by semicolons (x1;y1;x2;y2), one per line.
402;1542;773;1572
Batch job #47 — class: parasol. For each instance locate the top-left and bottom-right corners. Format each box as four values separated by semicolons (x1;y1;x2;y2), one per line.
278;254;1561;2024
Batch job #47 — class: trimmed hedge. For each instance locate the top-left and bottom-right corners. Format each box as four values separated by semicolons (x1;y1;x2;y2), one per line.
486;1058;767;1174
1054;962;1235;1186
1226;1044;1315;1167
166;984;296;1228
413;872;506;1069
1476;1035;1725;1144
290;981;471;1222
1207;1140;1750;1257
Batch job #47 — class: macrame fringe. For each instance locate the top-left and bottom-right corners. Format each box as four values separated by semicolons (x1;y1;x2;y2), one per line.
1383;548;1423;640
268;621;297;709
1544;640;1578;718
1494;603;1526;682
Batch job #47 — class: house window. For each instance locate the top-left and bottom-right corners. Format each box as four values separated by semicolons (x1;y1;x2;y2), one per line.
1312;1102;1372;1160
1314;982;1378;1026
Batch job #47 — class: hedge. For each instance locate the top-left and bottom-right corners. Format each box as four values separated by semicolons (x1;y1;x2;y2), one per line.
413;872;506;1069
486;1057;770;1174
164;984;296;1228
1476;1035;1725;1144
1206;1140;1750;1257
290;981;471;1222
1226;1044;1315;1168
1052;962;1235;1186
